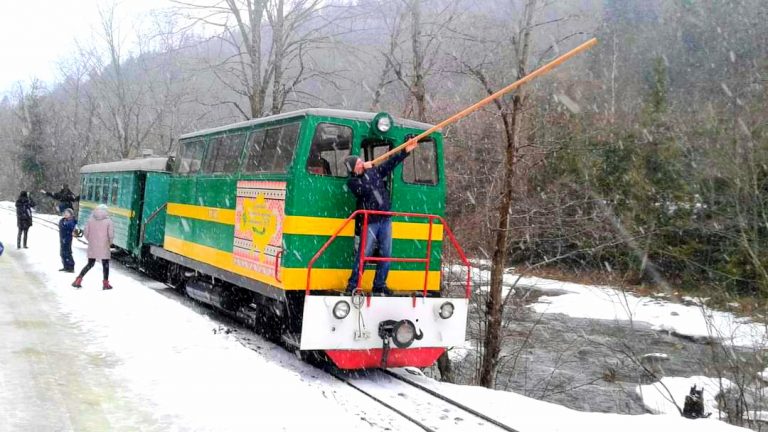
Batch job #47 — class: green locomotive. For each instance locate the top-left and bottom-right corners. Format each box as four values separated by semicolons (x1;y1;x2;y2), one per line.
78;109;469;369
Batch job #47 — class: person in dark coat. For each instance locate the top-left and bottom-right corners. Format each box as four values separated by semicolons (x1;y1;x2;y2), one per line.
40;184;79;214
15;191;35;249
72;204;114;290
343;141;417;294
58;208;77;272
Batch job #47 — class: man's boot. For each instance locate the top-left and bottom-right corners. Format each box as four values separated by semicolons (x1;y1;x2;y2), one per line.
72;277;83;288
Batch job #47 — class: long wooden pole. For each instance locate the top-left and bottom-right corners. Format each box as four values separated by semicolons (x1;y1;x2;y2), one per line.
371;37;598;166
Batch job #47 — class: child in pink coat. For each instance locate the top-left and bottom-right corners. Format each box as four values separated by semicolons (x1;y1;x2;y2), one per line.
72;204;115;290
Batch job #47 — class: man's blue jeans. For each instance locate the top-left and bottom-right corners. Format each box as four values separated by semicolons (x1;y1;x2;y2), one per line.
346;218;392;292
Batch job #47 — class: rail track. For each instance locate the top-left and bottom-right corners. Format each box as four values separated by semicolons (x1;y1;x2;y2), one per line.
327;367;519;432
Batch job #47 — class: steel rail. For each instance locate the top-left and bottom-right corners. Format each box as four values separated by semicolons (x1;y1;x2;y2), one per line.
380;369;520;432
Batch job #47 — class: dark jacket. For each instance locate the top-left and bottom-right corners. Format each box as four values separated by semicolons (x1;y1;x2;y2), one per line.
346;150;409;230
15;195;35;229
45;187;79;211
59;217;78;242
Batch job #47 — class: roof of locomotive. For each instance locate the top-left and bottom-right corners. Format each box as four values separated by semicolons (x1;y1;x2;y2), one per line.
80;156;172;174
179;108;436;140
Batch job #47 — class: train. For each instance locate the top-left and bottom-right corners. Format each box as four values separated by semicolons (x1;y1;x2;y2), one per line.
77;108;470;369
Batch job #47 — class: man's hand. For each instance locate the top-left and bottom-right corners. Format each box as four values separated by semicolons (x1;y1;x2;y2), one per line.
363;161;373;170
40;189;46;194
405;140;418;153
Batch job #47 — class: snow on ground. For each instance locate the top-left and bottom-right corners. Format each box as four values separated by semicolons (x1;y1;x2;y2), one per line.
0;203;753;431
638;376;732;417
396;368;748;431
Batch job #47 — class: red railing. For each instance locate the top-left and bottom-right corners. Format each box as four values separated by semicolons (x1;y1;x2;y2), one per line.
305;210;471;298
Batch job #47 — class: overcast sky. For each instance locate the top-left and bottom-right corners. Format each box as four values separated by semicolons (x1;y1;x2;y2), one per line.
0;0;170;96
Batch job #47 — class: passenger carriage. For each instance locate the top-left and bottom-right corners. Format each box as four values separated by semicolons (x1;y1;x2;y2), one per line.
77;109;470;369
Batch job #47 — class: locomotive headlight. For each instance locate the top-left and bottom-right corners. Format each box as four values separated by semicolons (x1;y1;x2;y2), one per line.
376;116;391;133
393;320;417;348
438;301;455;319
332;300;351;319
371;112;393;135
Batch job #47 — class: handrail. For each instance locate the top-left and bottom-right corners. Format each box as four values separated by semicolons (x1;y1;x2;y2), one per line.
139;202;168;245
305;209;471;298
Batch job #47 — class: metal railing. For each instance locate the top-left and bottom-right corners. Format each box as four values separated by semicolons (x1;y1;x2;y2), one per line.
305;210;471;298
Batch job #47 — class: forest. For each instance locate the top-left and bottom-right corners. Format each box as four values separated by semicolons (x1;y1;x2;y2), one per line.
0;0;766;392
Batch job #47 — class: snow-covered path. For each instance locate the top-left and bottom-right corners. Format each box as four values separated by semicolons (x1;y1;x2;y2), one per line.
0;203;752;431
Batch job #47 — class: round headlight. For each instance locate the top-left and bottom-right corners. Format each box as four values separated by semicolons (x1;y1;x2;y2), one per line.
332;300;351;319
439;302;455;319
376;116;392;133
393;320;416;348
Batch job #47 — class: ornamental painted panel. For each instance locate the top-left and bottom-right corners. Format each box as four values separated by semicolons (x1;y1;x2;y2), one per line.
234;181;286;281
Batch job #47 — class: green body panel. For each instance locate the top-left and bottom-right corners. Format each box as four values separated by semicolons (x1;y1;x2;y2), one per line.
166;112;447;289
141;173;171;247
165;215;234;250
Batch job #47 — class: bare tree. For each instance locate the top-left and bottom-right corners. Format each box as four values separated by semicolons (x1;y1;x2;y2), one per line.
172;0;339;119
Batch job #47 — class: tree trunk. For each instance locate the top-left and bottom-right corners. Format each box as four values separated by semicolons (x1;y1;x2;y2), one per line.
479;101;521;388
410;0;426;121
270;0;285;114
478;0;536;389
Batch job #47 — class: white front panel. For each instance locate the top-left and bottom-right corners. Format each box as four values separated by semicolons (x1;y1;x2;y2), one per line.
300;295;468;350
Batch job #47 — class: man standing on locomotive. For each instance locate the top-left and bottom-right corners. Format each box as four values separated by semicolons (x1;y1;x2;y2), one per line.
344;141;417;295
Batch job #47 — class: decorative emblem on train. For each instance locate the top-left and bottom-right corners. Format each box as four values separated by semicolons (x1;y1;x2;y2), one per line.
240;194;276;262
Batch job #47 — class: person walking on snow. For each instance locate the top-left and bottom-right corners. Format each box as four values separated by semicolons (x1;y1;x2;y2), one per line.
15;191;35;249
58;208;77;272
344;140;417;295
72;204;114;290
41;184;79;214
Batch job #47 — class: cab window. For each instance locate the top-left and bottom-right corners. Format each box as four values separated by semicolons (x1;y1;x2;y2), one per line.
202;133;245;174
243;122;301;173
177;140;206;174
402;137;438;185
306;123;352;177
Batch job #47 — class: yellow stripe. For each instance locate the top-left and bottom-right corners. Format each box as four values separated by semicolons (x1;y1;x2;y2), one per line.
79;200;134;218
167;202;235;225
165;203;444;241
284;216;444;241
164;235;283;287
162;236;440;291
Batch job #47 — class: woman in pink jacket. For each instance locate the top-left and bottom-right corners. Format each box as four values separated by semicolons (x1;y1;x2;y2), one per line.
72;204;115;290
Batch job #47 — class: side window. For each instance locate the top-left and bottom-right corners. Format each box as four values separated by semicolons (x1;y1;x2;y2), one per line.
263;123;300;172
94;178;102;202
111;178;119;206
243;123;300;173
242;129;266;173
202;133;245;174
102;179;110;203
177;140;206;174
306;123;352;177
81;178;86;199
87;179;94;200
402;137;438;185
